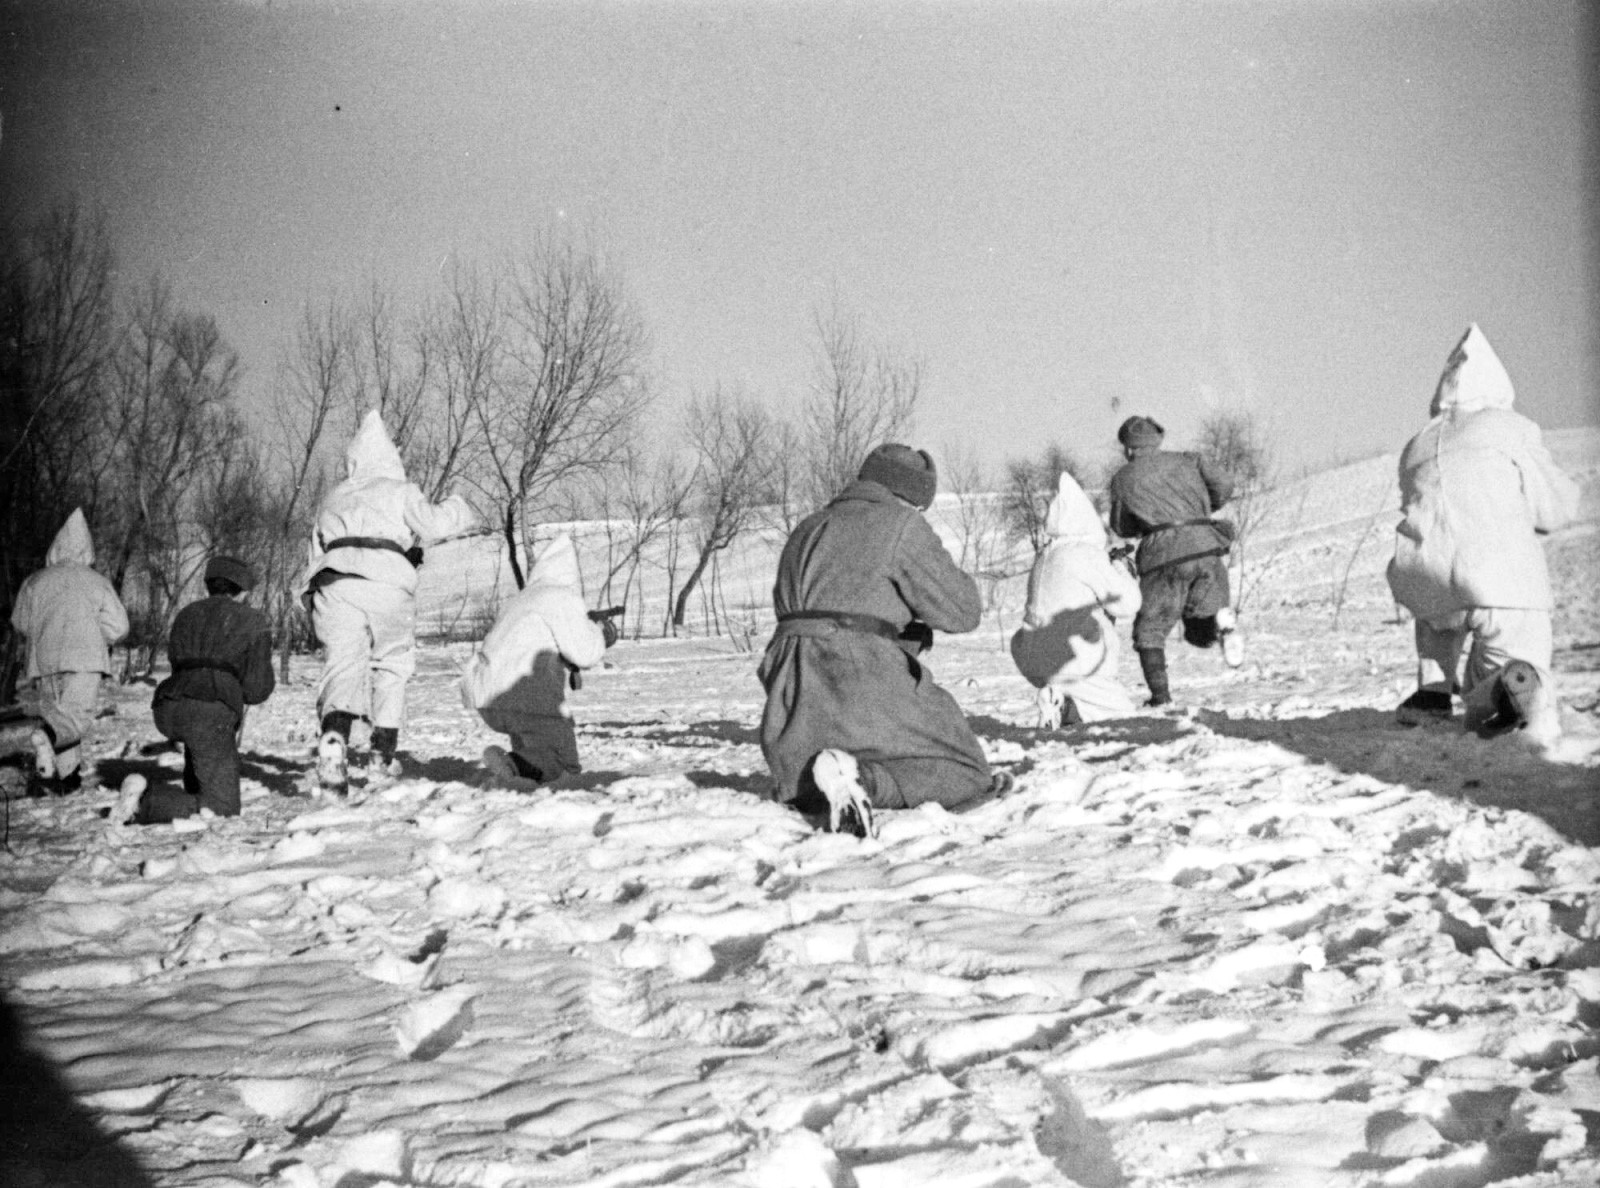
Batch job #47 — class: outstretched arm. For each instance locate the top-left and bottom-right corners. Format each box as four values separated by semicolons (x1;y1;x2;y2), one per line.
1514;425;1580;535
1197;456;1236;511
98;580;130;647
402;486;481;544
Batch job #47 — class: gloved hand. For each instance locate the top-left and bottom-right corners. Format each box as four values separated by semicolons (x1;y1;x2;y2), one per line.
567;661;582;692
404;545;425;567
899;621;934;655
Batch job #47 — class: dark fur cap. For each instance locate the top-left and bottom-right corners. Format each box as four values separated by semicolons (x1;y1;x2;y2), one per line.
204;555;256;592
858;443;937;509
1117;415;1165;449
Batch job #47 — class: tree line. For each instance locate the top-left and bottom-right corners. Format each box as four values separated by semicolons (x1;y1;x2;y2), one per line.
0;203;932;669
2;200;1275;677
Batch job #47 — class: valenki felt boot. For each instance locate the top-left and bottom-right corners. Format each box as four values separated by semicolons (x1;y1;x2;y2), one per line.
313;710;356;795
811;749;877;839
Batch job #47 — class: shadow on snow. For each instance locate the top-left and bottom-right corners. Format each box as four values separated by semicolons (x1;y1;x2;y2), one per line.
0;991;156;1188
1197;707;1600;846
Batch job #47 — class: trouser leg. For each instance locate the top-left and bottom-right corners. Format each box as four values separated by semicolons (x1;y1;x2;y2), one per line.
365;584;417;733
1132;572;1182;653
148;699;242;821
313;582;373;724
860;754;992;812
1414;613;1469;695
186;707;242;816
1179;557;1230;650
1458;608;1558;738
20;672;97;779
509;719;582;783
1137;648;1170;705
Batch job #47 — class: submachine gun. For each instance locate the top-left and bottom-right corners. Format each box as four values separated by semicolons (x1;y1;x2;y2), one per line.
568;606;625;690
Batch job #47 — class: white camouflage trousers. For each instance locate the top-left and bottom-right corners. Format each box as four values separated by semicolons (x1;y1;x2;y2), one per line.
18;671;102;778
1414;607;1558;738
312;578;417;732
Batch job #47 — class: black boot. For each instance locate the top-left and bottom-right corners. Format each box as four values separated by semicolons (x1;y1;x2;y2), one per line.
320;710;356;742
315;711;357;794
509;751;544;781
370;726;399;764
1138;648;1171;707
1476;661;1541;738
1396;688;1453;726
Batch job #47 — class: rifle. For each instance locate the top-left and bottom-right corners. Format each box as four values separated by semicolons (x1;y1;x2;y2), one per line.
1109;542;1138;577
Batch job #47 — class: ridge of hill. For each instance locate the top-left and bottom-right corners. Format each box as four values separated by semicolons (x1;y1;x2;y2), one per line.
416;426;1599;642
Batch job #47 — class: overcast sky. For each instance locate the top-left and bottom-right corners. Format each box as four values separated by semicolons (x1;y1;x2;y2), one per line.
2;0;1594;473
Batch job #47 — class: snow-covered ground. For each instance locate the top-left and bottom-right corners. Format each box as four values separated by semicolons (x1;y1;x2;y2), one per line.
2;431;1598;1188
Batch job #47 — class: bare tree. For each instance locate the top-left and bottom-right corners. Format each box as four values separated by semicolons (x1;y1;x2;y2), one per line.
410;260;496;501
800;298;922;509
194;416;270;563
1330;478;1393;629
102;281;239;583
471;239;649;589
1195;406;1276;612
98;280;242;669
1001;442;1088;556
256;299;356;677
350;276;431;466
583;441;693;631
760;414;805;536
671;388;773;631
941;443;1012;607
0;201;117;601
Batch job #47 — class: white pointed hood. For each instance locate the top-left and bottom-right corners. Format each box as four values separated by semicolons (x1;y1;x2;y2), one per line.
46;508;95;566
531;534;583;593
1043;471;1105;547
345;410;407;482
1431;324;1514;416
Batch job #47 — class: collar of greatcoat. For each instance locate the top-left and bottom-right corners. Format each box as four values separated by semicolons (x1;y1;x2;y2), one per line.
834;478;919;510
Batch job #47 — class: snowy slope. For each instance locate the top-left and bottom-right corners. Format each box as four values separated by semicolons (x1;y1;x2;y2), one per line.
1;430;1597;1188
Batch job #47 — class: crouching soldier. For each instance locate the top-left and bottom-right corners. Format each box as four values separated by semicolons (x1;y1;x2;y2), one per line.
1387;324;1579;743
9;508;129;793
1107;415;1244;707
460;535;613;788
1011;470;1143;726
758;443;1010;839
131;556;274;823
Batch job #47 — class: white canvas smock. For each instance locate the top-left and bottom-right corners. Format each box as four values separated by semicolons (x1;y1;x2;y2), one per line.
307;411;479;730
1386;324;1578;619
461;536;606;779
1010;472;1141;721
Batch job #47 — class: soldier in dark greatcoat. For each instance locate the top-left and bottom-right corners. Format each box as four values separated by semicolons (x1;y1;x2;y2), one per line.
758;444;1009;838
1107;416;1243;707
